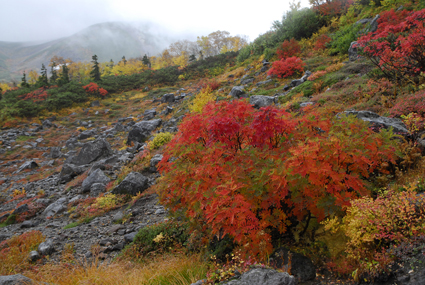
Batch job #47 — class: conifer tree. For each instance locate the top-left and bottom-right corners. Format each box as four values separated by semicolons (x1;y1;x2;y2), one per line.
50;61;58;84
90;55;101;82
21;72;30;88
58;64;70;86
36;64;49;88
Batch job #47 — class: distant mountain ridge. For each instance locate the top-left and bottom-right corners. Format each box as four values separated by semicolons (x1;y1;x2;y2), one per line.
0;22;178;84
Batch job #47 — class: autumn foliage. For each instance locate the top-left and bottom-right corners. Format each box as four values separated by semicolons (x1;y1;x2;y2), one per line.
83;82;108;97
268;56;305;78
277;39;301;59
158;100;397;258
314;34;332;51
19;87;49;102
357;9;425;84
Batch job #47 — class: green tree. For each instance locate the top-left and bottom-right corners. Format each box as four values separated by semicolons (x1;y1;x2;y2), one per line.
142;54;151;67
36;64;49;88
109;59;114;68
121;56;127;65
50;61;58;84
90;55;101;82
189;54;197;62
21;72;30;88
58;64;70;86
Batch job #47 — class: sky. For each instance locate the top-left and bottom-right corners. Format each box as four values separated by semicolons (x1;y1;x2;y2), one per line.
0;0;312;43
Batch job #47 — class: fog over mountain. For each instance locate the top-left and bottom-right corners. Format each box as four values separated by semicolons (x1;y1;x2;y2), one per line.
0;21;190;83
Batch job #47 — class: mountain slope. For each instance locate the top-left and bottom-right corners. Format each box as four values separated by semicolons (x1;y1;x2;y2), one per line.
0;22;177;83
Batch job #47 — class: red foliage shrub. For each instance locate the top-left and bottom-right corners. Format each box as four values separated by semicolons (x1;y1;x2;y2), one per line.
312;0;354;18
390;90;425;117
83;82;108;98
277;39;301;59
357;9;425;83
158;100;398;258
267;57;305;78
197;79;221;91
314;34;332;51
19;88;49;102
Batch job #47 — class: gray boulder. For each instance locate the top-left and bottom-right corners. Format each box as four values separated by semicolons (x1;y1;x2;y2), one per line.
81;169;110;193
241;78;254;85
42;198;68;218
42;120;53;128
127;119;162;146
13;204;29;215
149;154;163;172
59;163;88;183
249;95;275;109
50;147;62;159
112;172;149;196
71;138;113;166
114;123;125;132
348;41;359;61
144;109;157;120
124;232;138;243
269;247;316;282
90;183;107;197
256;79;272;87
222;268;296;285
0;274;34;285
17;160;38;173
78;129;96;140
29;250;40;262
340;110;408;133
229;86;246;98
161;93;175;103
369;14;380;33
38;239;55;256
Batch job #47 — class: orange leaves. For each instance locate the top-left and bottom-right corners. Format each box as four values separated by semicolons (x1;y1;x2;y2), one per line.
157;100;398;258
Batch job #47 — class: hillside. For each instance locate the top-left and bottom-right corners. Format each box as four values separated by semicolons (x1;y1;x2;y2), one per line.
0;22;177;84
1;1;425;285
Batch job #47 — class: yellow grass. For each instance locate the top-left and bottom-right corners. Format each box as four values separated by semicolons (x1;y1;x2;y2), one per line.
25;253;208;285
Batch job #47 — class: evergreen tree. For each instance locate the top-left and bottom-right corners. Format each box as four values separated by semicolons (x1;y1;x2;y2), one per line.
142;54;151;67
36;64;49;88
50;61;58;84
58;64;70;86
189;54;197;62
121;56;127;65
90;55;101;82
109;59;114;68
21;72;30;88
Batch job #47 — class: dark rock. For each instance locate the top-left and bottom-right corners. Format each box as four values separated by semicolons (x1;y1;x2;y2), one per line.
113;212;124;223
90;183;106;197
127;119;162;146
149;154;163;172
256;79;272;87
241;78;254;85
13;204;29;215
369;14;380;33
144;109;157;120
21;220;35;228
81;169;110;193
78;129;96;140
42;120;53;128
59;164;88;183
355;18;372;25
17;160;38;173
269;247;316;282
291;79;304;87
50;147;61;159
161;106;173;115
42;198;68;218
340;110;408;133
29;250;40;262
229;86;246;98
112;172;149;196
222;268;296;285
161;93;175;103
249;95;275;109
124;232;137;243
283;85;291;91
38;239;55;256
348;41;359;62
91;100;100;107
301;71;312;81
114;123;125;132
260;65;270;73
0;274;34;285
71;139;113;166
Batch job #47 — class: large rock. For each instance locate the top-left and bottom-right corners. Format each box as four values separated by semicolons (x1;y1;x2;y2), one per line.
112;172;149;196
229;86;246;98
50;147;62;159
222;268;296;285
42;198;68;218
38;239;55;256
340;110;408;133
161;93;175;103
81;169;110;193
70;139;113;166
368;14;380;33
16;160;38;173
78;129;96;140
249;95;275;109
59;164;88;183
348;41;359;62
127;119;162;146
269;247;316;282
144;109;157;120
149;154;163;172
0;274;34;285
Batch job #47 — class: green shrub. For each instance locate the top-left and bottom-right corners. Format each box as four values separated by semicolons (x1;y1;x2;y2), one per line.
328;24;362;56
288;80;314;97
148;132;174;150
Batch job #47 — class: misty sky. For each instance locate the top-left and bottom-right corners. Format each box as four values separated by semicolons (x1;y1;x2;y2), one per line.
1;0;311;43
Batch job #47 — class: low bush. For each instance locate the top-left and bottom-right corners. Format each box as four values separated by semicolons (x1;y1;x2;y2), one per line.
267;57;305;78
